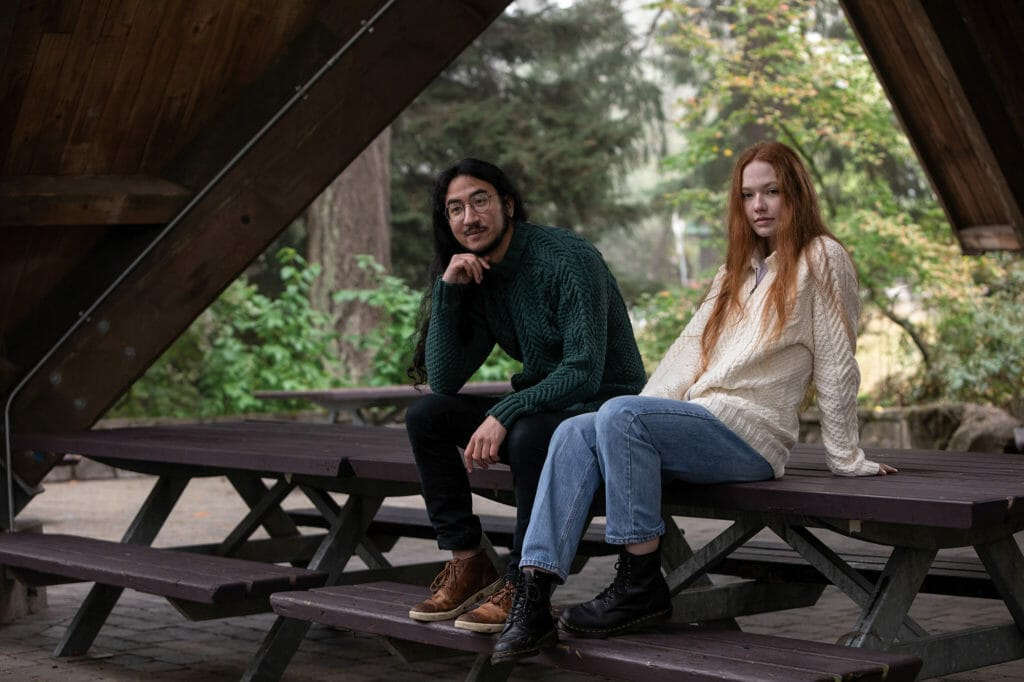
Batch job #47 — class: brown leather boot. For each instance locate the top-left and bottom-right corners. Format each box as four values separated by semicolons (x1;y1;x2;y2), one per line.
454;574;516;633
408;552;501;622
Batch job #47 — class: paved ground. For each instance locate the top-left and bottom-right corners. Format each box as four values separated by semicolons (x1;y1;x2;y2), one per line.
2;475;1024;681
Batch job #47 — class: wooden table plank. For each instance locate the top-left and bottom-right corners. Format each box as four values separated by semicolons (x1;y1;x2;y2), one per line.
14;423;1024;531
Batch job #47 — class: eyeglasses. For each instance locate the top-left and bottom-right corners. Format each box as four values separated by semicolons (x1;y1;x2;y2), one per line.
446;192;495;222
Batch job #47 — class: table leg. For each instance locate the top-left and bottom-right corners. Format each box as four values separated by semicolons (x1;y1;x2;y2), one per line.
975;536;1024;629
243;491;385;681
54;473;189;657
842;545;936;649
766;522;928;640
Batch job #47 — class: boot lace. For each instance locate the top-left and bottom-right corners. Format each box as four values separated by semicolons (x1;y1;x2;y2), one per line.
508;575;540;623
595;558;632;604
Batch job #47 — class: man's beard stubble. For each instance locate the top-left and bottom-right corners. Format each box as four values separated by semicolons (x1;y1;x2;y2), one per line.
469;212;511;258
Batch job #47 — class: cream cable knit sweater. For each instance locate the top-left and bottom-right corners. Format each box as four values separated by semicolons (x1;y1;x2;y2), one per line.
642;237;879;478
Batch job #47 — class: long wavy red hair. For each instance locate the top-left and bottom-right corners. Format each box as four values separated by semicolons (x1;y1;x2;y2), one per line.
698;141;849;374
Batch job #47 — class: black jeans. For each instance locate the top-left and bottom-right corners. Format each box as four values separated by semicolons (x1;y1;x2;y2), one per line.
405;392;579;573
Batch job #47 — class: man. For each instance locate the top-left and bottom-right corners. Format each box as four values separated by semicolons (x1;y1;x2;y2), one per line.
405;158;646;633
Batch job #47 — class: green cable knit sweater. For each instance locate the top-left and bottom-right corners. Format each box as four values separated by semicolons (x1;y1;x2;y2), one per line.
426;222;646;427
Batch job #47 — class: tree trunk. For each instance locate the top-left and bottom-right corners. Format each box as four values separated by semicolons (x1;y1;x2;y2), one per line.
307;128;391;384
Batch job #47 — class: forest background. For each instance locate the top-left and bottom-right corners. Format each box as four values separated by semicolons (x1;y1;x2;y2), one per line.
112;0;1024;421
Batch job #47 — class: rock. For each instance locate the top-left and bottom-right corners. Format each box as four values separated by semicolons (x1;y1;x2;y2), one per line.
947;404;1022;453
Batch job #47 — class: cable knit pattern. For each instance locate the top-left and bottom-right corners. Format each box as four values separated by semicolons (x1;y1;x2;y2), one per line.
642;237;877;477
426;222;646;427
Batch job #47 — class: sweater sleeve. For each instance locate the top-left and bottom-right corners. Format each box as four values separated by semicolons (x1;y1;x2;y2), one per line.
425;278;496;395
809;239;879;476
486;247;611;426
641;268;723;399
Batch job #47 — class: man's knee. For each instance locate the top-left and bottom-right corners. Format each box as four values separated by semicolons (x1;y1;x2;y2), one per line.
404;393;451;436
505;415;560;471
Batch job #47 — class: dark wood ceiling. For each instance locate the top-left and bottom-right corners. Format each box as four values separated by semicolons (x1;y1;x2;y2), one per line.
0;0;512;453
0;0;1020;493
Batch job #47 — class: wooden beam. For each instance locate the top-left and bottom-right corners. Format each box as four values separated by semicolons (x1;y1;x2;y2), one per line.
958;225;1023;253
0;174;191;226
8;0;512;433
840;0;1024;254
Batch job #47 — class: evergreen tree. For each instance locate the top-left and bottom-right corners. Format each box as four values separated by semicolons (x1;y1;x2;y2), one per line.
390;0;665;285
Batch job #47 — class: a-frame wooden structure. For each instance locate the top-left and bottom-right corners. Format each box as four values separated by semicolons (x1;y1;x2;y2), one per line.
1;0;1021;523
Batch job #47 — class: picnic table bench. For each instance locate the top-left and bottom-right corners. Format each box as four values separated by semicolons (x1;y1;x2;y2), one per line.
0;532;326;617
272;581;921;682
5;421;1023;681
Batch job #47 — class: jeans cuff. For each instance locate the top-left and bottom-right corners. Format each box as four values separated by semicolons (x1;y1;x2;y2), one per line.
518;557;567;584
603;530;663;546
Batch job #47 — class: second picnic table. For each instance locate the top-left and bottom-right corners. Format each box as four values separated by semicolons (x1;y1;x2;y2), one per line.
253;381;512;423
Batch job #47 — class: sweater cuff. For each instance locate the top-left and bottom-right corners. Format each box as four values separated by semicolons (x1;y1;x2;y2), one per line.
433;278;470;310
829;448;881;476
486;397;527;429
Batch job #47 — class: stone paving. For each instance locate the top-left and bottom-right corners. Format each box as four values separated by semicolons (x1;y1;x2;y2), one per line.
2;475;1024;681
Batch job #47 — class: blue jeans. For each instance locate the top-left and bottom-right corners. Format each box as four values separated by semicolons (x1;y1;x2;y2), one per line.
519;395;774;582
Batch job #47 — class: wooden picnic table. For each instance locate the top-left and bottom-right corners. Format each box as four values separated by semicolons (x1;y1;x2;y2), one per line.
297;431;1024;680
6;420;532;680
7;422;424;680
6;421;1024;681
253;381;512;423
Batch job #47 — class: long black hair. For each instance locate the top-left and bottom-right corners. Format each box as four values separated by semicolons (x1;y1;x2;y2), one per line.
408;159;529;384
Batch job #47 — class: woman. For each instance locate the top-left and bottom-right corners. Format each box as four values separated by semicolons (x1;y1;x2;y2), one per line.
491;141;896;663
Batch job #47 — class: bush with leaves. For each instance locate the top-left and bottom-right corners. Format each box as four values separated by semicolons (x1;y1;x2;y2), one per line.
914;255;1024;418
110;249;340;418
632;286;706;373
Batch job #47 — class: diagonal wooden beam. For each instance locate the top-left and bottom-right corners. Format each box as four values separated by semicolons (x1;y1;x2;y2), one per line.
9;0;511;435
840;0;1024;254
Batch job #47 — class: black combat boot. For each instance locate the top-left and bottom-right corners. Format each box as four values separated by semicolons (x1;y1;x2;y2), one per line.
490;570;557;664
558;548;672;637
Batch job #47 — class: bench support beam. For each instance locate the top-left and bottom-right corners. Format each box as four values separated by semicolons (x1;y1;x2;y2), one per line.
664;515;763;593
53;473;189;657
767;520;929;641
673;579;825;621
466;652;514;682
891;623;1024;679
219;476;298;556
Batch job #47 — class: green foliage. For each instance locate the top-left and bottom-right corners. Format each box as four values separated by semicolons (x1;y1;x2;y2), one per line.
632;286;707;372
334;256;522;386
332;255;421;386
110;249;340;418
915;256;1024;416
390;0;665;284
655;0;1022;413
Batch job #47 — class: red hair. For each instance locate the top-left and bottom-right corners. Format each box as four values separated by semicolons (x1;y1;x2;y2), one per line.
698;141;849;374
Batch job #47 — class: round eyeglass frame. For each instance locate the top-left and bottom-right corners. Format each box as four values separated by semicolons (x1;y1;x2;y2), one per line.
446;192;495;222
